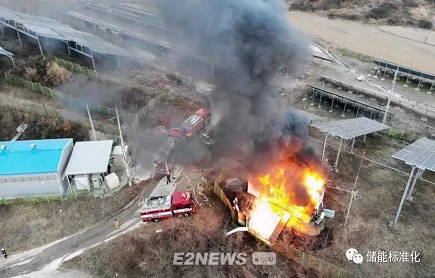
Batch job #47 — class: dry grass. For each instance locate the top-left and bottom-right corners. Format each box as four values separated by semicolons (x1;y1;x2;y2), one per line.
0;105;88;142
287;0;434;29
308;134;435;277
44;60;71;86
23;67;38;81
14;57;71;87
0;179;154;253
63;188;317;278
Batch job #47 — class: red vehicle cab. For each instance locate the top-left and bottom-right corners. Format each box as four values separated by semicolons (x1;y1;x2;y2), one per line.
139;191;196;222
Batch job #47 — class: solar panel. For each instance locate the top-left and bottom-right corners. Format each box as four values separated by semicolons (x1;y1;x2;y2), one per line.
311;117;390;140
373;59;435;82
392;137;435;172
0;5;135;59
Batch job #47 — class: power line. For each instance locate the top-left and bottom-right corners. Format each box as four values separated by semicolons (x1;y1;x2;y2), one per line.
307;135;435;186
344;151;365;226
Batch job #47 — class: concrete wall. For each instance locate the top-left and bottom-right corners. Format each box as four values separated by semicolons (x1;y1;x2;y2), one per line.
0;173;62;198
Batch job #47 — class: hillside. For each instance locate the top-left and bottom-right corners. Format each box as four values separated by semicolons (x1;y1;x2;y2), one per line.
288;0;435;29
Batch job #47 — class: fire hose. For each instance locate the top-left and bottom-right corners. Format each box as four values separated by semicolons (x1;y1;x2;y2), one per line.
184;174;200;205
197;181;209;202
225;227;249;236
184;173;210;207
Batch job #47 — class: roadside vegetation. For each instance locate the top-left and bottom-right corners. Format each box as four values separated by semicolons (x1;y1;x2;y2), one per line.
0;179;154;253
0;104;88;142
287;0;434;30
334;48;373;63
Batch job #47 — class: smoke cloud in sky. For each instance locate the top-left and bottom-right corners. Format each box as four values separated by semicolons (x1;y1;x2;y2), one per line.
157;0;317;171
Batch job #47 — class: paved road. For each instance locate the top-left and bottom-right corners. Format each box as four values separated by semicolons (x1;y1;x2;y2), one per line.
0;179;158;277
287;12;435;74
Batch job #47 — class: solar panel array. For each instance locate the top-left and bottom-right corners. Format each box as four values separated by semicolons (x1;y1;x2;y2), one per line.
306;84;391;115
0;46;12;58
311;117;390;140
373;59;435;81
0;5;134;59
392;137;435;172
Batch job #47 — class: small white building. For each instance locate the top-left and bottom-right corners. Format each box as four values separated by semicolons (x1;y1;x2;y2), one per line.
112;145;129;167
0;139;74;198
64;140;113;191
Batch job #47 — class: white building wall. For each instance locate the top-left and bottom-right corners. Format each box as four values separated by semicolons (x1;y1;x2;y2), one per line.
0;173;62;198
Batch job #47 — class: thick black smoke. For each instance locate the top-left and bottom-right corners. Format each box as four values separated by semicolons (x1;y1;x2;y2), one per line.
157;0;314;170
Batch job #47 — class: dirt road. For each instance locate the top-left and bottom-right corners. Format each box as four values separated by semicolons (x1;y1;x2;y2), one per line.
288;12;435;74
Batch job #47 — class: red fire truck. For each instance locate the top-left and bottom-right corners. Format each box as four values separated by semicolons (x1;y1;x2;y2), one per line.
168;108;211;139
139;191;196;222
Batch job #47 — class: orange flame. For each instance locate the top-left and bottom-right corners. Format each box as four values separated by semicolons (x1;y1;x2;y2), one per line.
250;164;326;235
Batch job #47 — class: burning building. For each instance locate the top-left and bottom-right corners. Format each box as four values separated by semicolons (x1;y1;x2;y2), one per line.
246;166;328;240
222;141;331;244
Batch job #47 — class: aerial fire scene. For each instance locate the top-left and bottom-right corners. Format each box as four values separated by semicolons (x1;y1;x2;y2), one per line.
0;0;434;278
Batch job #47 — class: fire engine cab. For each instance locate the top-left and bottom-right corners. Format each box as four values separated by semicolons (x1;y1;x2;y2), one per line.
168;108;210;139
139;191;196;222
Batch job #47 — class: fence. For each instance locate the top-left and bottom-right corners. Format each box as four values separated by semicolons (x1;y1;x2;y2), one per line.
4;57;198;142
55;57;140;88
0;190;92;206
54;57;97;79
213;173;350;278
213;173;236;220
3;72;137;121
55;57;199;120
0;195;63;205
135;91;168;118
55;57;131;87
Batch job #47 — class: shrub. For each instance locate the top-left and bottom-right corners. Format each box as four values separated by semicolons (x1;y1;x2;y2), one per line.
402;0;419;7
23;67;38;82
44;61;71;86
365;3;398;19
387;16;404;25
319;0;343;10
417;19;433;29
16;57;71;87
340;13;361;21
289;0;314;11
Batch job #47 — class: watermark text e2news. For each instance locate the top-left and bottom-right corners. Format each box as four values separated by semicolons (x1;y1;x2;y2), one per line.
173;252;247;266
173;252;276;266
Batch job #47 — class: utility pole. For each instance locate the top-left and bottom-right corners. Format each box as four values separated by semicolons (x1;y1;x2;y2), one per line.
344;150;365;226
321;133;328;165
382;67;399;124
86;103;97;141
90;1;96;30
115;106;132;186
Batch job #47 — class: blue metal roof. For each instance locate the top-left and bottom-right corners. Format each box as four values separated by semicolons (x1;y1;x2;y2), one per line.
0;139;72;176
